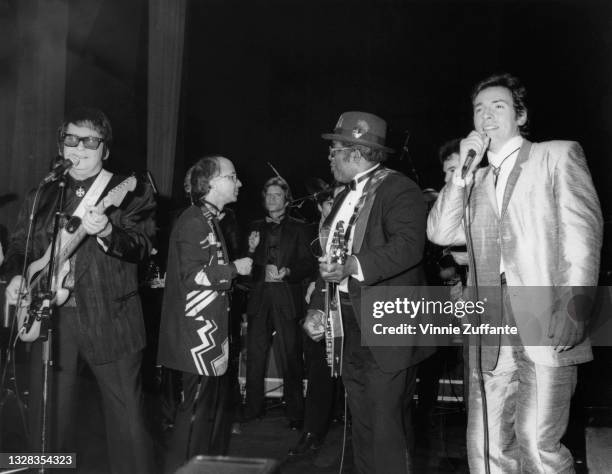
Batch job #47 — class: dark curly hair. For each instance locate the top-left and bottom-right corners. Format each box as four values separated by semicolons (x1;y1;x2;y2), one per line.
471;73;529;136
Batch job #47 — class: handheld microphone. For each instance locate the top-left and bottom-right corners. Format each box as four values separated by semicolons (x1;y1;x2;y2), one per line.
461;149;478;179
42;158;77;183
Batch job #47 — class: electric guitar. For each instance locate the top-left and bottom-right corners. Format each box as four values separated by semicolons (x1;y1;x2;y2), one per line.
324;221;347;378
14;176;137;342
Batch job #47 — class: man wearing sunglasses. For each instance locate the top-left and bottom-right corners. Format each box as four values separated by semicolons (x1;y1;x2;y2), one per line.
3;107;156;473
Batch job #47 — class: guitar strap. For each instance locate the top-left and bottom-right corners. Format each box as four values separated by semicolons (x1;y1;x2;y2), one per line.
60;170;113;291
340;167;391;251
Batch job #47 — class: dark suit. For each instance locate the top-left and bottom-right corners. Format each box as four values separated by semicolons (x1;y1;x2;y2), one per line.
244;216;315;422
310;167;434;474
3;173;156;474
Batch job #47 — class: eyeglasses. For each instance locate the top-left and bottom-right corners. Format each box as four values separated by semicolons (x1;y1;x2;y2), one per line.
215;173;239;183
62;133;104;150
328;146;351;157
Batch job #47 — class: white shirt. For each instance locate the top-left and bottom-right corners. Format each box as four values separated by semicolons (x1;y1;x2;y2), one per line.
488;135;523;215
326;165;379;291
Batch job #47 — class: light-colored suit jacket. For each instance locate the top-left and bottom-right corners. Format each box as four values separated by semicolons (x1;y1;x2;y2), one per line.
427;140;603;368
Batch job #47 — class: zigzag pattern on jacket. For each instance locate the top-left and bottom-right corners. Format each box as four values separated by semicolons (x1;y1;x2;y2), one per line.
190;319;229;376
185;288;219;317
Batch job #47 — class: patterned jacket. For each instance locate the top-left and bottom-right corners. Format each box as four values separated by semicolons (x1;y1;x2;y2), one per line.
3;173;156;364
157;204;237;375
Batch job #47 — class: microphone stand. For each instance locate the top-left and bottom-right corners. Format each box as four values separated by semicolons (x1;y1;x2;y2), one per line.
35;175;68;474
398;132;420;186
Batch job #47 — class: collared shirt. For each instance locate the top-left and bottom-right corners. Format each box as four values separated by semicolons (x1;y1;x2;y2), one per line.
326;164;379;291
487;135;523;274
264;216;284;265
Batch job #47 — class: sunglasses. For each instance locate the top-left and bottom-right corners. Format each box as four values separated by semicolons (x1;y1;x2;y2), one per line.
62;133;104;150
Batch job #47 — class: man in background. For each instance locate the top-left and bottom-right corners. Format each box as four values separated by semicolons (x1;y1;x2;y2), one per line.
243;177;315;429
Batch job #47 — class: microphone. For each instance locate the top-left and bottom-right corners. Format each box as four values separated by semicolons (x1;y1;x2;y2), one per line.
42;158;77;183
461;149;477;179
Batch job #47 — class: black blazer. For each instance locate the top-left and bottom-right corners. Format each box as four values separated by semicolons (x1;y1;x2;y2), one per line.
3;173;156;364
311;169;435;372
245;216;316;318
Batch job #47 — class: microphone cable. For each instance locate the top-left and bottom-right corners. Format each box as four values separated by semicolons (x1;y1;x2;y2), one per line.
463;173;491;474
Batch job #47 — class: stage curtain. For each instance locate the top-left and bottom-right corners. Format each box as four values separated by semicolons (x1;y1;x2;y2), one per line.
147;0;187;198
0;0;68;231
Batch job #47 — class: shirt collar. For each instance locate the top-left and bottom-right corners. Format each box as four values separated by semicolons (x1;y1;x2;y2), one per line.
349;164;380;191
487;136;523;168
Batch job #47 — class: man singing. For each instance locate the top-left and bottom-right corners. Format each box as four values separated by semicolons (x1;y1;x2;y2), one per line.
303;111;434;474
428;73;603;473
3;107;156;473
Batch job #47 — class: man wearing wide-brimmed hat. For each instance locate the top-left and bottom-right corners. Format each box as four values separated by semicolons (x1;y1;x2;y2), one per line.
304;111;434;473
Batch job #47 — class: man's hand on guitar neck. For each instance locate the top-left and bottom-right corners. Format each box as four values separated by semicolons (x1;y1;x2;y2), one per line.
5;275;29;306
82;204;112;238
318;255;358;283
303;309;325;342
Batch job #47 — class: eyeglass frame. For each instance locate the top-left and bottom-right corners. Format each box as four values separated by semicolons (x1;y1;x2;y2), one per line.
328;146;352;157
213;173;239;183
61;133;105;150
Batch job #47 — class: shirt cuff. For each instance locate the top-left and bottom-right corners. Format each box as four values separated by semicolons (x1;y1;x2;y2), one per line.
352;256;364;282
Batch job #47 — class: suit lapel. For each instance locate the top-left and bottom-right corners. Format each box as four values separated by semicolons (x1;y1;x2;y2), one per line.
500;140;532;218
352;176;377;253
352;168;390;253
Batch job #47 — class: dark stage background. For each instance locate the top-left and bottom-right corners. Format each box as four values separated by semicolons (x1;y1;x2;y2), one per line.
0;0;611;462
0;0;611;230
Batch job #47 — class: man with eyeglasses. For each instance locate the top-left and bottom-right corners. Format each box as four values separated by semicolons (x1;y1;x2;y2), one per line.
158;156;253;471
303;111;434;474
3;107;156;473
242;177;316;430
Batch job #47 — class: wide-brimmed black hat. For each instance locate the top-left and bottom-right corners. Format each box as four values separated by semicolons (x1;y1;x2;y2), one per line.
322;111;394;153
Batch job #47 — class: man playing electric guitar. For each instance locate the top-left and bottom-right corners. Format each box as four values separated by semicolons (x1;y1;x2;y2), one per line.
2;108;156;474
303;111;434;474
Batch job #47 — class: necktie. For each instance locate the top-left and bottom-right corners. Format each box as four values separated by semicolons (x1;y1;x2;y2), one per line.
491;146;521;187
265;214;285;224
345;166;378;191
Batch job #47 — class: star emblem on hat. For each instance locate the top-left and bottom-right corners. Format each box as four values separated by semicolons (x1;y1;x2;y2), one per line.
352;120;370;139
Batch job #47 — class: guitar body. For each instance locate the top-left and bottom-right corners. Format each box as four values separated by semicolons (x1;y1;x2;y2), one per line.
16;251;71;342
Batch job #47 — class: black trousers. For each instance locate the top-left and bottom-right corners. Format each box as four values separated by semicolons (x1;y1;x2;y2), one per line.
341;299;417;474
28;307;153;474
302;335;343;437
245;284;304;421
164;371;232;473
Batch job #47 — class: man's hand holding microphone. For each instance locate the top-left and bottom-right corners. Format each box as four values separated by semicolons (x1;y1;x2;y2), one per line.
457;131;491;184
